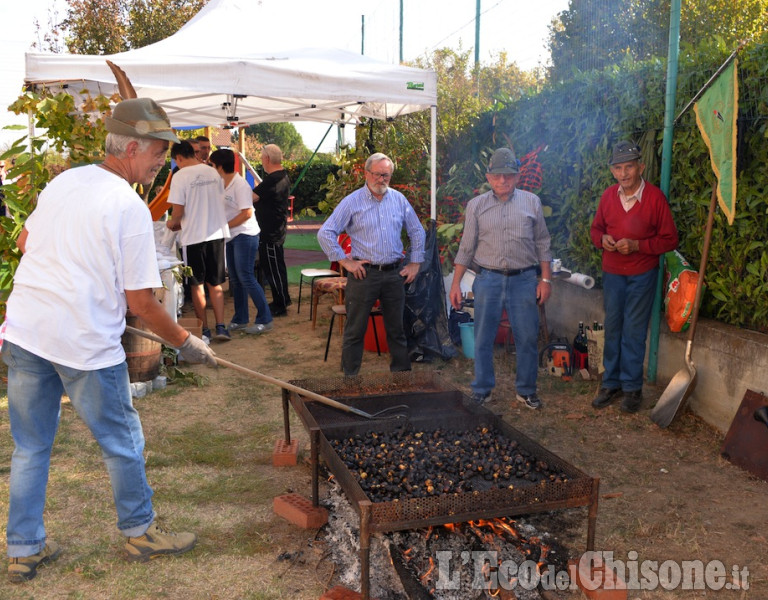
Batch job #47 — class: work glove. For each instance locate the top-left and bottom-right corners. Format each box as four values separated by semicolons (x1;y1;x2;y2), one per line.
177;334;217;367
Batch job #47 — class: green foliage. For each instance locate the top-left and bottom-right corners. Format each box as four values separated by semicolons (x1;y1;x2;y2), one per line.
242;123;309;160
10;90;114;164
316;148;366;215
0;138;52;319
126;0;207;49
52;0;206;54
548;0;768;80
283;158;339;214
436;222;464;275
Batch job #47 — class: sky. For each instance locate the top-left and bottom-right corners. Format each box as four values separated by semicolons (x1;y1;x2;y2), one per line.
0;0;570;152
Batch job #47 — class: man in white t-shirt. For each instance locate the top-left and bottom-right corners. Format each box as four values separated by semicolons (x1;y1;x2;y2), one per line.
2;98;216;583
166;141;231;341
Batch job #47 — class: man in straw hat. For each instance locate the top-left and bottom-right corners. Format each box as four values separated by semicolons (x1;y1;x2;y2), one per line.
449;147;553;410
2;98;216;583
590;140;678;414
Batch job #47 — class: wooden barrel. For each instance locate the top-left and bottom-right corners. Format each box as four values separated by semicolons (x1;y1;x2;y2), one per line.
122;313;162;383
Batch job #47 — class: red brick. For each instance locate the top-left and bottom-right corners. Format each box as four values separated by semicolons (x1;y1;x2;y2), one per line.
272;438;299;467
273;493;328;529
319;585;363;600
569;557;628;600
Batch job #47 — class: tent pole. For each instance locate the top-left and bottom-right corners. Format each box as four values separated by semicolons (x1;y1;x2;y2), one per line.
238;126;247;177
430;106;437;221
290;122;334;197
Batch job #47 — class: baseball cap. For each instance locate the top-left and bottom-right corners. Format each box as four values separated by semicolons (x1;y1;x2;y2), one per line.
609;141;642;165
105;98;180;143
487;148;520;174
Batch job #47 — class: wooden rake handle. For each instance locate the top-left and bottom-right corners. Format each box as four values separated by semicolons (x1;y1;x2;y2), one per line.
124;325;376;419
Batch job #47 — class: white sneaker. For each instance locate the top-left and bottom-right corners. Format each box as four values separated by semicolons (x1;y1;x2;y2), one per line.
245;322;274;335
228;322;248;332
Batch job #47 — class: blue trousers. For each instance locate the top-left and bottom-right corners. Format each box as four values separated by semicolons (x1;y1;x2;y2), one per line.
3;342;155;557
471;268;539;397
226;233;272;325
601;268;658;391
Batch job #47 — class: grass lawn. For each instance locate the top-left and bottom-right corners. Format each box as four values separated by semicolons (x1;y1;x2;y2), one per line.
284;233;322;252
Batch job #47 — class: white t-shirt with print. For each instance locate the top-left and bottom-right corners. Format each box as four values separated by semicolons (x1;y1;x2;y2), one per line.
168;162;229;246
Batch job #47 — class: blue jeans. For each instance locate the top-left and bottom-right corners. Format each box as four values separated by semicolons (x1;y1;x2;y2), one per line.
471;268;539;396
226;233;272;325
601;268;658;392
2;342;155;557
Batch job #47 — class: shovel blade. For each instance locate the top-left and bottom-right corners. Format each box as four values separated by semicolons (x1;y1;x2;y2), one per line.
650;367;697;428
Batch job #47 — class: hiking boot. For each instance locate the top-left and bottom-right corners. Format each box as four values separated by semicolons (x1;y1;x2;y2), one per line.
214;324;231;341
125;522;197;563
470;391;491;406
516;392;542;410
228;321;248;332
8;541;62;583
245;322;274;335
592;387;622;409
620;389;643;413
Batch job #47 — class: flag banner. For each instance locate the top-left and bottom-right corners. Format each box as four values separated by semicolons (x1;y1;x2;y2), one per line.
694;59;738;225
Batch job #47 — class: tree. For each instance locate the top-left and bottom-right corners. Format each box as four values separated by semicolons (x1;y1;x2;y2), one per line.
127;0;208;49
548;0;768;80
61;0;127;54
44;0;207;54
240;123;309;161
359;48;537;181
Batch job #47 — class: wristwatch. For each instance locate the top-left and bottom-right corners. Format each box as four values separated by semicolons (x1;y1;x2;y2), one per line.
541;278;552;284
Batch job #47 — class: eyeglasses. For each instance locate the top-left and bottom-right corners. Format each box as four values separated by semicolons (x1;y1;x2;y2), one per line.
367;170;392;180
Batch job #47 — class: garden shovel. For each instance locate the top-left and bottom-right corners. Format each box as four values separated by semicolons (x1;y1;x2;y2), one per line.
651;182;717;428
124;325;409;421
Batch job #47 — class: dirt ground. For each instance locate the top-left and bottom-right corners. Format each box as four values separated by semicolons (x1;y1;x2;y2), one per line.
0;284;766;599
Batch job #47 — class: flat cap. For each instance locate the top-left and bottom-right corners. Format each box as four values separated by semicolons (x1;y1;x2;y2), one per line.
609;141;642;165
487;148;520;174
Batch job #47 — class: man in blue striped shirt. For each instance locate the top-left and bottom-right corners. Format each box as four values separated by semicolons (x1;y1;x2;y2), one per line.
449;148;553;409
318;153;426;376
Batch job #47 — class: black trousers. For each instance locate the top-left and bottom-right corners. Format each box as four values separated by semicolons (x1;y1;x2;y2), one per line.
342;268;411;376
258;241;291;310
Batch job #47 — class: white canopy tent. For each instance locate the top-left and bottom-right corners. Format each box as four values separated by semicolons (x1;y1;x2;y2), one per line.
23;0;439;216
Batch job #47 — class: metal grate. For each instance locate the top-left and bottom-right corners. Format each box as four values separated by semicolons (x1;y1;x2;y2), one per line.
288;372;598;532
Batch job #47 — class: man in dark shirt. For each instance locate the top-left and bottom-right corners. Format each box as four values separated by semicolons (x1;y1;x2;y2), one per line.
253;144;292;315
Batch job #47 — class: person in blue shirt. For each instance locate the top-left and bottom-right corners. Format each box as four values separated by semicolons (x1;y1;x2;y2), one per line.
318;153;426;376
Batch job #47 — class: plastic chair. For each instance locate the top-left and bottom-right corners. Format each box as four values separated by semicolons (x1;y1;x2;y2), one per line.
324;304;383;362
298;268;339;320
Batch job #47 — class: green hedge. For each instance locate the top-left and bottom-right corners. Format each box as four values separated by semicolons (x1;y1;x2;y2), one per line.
284;160;339;214
448;38;768;332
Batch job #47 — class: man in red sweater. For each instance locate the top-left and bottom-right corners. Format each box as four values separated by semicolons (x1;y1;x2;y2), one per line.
590;141;678;413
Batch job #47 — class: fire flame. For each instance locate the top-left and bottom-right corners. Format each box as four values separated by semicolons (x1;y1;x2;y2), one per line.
420;556;435;582
399;517;554;597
